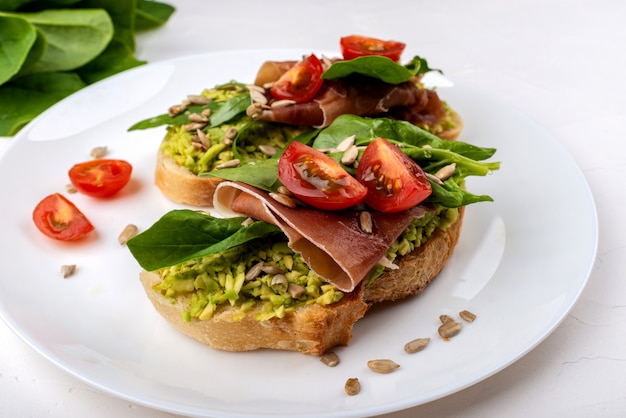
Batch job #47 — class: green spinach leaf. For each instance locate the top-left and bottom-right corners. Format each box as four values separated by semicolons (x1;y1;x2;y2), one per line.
12;9;114;73
202;159;282;192
135;0;175;30
322;55;441;84
0;72;85;135
126;210;283;271
0;14;36;84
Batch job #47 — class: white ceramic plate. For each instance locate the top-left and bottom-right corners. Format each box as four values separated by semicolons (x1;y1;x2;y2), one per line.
0;50;597;418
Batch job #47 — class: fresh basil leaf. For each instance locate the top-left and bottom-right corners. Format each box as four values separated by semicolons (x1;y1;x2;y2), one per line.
0;14;36;84
202;159;282;192
404;55;442;77
126;210;283;271
0;72;85;135
209;93;251;126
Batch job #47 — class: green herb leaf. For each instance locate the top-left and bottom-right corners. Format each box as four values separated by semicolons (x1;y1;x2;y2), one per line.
202;159;282;192
0;72;85;135
0;14;36;84
11;9;114;73
128;92;251;131
135;0;176;30
126;210;283;271
322;55;442;84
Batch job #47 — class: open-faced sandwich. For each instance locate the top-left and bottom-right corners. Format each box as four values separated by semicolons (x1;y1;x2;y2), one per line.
129;35;463;206
126;36;500;356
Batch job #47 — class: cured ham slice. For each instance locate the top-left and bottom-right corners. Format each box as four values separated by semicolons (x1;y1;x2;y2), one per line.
214;181;431;292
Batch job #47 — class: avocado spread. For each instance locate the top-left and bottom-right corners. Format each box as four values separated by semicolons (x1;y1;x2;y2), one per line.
160;86;312;175
155;206;456;322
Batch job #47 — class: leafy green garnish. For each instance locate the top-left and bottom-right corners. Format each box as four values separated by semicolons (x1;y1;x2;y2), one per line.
128;91;251;131
0;0;175;136
322;55;441;84
206;114;500;208
126;210;283;272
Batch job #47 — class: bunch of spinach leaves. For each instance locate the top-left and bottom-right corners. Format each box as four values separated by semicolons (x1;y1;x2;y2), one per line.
0;0;175;136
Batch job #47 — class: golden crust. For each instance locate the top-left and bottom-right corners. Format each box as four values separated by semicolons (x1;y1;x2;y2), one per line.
139;209;464;356
154;147;222;207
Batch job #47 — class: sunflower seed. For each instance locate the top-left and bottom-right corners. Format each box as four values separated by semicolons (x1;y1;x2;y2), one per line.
425;172;445;186
246;84;266;94
288;282;306;298
435;163;456;181
188;112;208;123
269;192;297;208
259;144;277;156
439;314;455;324
118;224;138;245
459;310;477;323
225;127;238;141
246;103;265;119
359;211;373;234
261;265;284;274
438;320;462;339
277;185;293;196
201;108;212;118
245;261;265;281
61;264;77;279
195;129;210;148
215;159;240;169
336;134;356;152
168;104;187;117
65;183;77;194
404;337;431;354
344;378;360;396
320;351;340;367
250;89;268;105
270;274;288;292
184;122;207;132
90;146;107;159
187;94;211;105
341;144;359;165
271;99;296;108
367;359;400;374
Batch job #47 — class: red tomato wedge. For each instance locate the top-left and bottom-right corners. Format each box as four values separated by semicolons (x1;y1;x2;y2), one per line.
270;54;324;104
356;138;431;212
278;141;367;210
32;193;94;241
340;35;406;62
68;159;132;198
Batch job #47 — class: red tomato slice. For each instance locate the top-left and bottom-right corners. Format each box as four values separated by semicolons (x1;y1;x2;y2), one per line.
278;141;367;210
340;35;406;62
270;54;324;104
69;159;132;198
32;193;94;241
356;138;431;212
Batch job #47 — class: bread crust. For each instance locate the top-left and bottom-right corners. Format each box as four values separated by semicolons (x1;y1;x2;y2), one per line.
139;208;464;355
155;147;223;206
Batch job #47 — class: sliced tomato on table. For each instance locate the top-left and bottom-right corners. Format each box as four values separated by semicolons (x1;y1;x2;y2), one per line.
32;193;94;241
278;141;367;210
68;159;132;198
356;138;431;212
270;54;324;104
340;35;406;62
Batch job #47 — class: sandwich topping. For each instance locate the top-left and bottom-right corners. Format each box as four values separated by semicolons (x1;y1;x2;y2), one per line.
126;35;501;325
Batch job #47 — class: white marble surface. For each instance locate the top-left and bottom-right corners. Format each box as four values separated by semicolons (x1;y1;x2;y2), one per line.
1;0;625;416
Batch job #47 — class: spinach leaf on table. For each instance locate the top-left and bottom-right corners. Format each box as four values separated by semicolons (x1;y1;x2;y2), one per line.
0;14;36;84
0;0;175;136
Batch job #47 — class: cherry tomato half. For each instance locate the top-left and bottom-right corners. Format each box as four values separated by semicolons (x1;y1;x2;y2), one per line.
278;141;367;210
68;159;132;198
270;54;324;104
32;193;95;241
340;35;406;62
356;138;431;212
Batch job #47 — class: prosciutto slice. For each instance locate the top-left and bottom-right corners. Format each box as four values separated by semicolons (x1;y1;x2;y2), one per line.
214;181;431;292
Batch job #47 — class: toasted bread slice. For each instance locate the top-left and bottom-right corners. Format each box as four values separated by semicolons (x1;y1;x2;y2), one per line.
139;208;464;355
154;147;222;206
